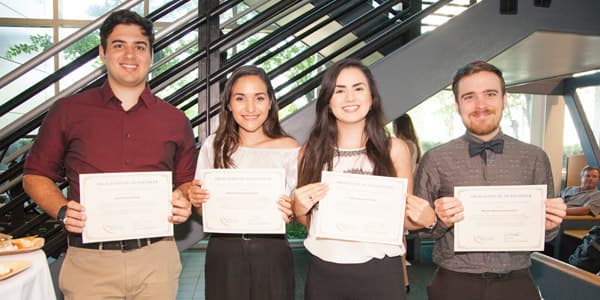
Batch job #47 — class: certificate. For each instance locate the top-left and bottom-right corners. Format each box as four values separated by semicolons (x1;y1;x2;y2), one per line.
200;169;286;234
80;171;173;243
316;171;407;245
454;185;547;252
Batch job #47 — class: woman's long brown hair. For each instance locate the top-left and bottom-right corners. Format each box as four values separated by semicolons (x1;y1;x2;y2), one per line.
393;114;422;163
297;58;395;187
213;65;288;168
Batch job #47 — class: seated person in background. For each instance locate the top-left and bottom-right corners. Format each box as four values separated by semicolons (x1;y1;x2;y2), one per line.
560;165;600;216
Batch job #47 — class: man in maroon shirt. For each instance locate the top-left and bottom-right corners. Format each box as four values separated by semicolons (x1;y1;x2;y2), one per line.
23;10;196;300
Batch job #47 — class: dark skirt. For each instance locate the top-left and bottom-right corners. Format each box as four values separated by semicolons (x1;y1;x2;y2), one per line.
205;234;295;300
305;254;406;300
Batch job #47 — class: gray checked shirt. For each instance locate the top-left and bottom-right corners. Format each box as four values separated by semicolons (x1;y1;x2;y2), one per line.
414;131;558;274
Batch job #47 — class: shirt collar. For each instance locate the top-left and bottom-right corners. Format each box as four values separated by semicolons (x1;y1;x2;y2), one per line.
99;81;157;108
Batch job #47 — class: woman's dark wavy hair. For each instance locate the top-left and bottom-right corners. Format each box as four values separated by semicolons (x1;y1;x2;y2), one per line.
100;9;154;52
298;58;395;187
213;65;288;168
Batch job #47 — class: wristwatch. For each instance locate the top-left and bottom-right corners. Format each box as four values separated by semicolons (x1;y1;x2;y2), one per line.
57;205;68;224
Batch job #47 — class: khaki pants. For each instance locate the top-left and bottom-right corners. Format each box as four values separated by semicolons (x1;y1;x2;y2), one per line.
59;239;181;300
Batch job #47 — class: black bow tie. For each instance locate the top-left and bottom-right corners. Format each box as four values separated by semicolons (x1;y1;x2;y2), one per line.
469;139;504;162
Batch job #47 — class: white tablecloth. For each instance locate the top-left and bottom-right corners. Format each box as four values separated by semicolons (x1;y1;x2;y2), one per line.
0;249;56;300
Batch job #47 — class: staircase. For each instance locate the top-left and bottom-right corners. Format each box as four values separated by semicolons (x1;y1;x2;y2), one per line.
0;0;503;257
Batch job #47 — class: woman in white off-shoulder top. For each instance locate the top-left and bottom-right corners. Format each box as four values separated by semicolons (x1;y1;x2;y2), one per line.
187;66;299;300
293;59;436;300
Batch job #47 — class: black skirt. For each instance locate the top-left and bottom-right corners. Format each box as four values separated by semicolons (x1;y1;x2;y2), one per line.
205;233;295;300
305;254;406;300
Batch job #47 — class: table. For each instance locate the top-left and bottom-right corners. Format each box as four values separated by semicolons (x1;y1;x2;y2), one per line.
563;229;589;240
0;249;57;300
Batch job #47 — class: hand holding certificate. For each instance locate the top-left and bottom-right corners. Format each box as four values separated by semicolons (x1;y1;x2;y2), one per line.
80;171;173;243
200;169;286;234
316;171;407;245
454;185;547;252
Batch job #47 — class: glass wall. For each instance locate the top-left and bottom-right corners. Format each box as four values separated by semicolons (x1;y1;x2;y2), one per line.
576;85;600;145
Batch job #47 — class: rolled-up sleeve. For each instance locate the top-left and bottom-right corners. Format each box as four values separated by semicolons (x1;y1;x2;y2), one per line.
173;117;197;188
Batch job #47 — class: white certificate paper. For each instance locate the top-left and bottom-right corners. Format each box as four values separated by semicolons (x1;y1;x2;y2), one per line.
200;169;286;234
316;171;407;245
80;171;173;243
454;185;547;252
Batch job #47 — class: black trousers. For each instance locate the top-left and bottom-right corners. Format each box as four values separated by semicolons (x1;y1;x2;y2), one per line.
305;254;406;300
205;234;294;300
427;267;541;300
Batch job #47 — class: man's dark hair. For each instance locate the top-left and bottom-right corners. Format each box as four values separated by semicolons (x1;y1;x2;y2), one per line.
452;60;506;102
100;9;154;52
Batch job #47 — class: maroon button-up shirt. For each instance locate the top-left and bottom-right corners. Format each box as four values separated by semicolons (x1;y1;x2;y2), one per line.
24;82;197;202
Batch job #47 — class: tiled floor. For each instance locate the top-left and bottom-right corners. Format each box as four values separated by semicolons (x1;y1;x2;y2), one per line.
176;245;434;300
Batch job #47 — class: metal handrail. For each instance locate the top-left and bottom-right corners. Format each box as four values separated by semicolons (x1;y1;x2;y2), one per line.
218;0;352;82
0;0;247;149
253;1;364;66
162;0;360;107
0;0;197;120
220;0;272;31
274;6;412;94
269;0;403;79
0;0;143;90
1;0;468;243
0;9;199;147
276;0;453;109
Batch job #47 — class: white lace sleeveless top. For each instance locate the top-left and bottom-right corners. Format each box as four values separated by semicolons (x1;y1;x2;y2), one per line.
303;147;405;263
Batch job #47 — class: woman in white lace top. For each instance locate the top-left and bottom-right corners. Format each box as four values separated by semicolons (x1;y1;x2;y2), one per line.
292;59;436;299
187;66;299;300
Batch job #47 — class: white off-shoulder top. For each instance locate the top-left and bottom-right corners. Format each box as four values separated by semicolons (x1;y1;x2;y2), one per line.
194;134;300;195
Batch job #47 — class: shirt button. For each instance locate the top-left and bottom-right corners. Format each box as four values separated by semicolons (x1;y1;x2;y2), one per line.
124;160;130;165
125;133;131;138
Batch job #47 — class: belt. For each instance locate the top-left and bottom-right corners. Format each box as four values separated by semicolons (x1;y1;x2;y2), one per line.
210;233;286;241
67;235;165;251
440;267;529;280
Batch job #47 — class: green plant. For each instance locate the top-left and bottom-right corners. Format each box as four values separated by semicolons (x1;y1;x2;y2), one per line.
286;221;308;239
5;34;53;59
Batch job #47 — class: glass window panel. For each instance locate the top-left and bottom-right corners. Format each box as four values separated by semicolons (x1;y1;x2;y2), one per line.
0;26;53;68
149;0;197;22
0;27;54;100
563;104;583;153
59;0;127;20
151;31;197;79
1;84;55;129
156;69;198;99
576;86;600;144
59;58;102;93
0;0;52;18
58;27;101;67
563;103;584;186
502;94;532;143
